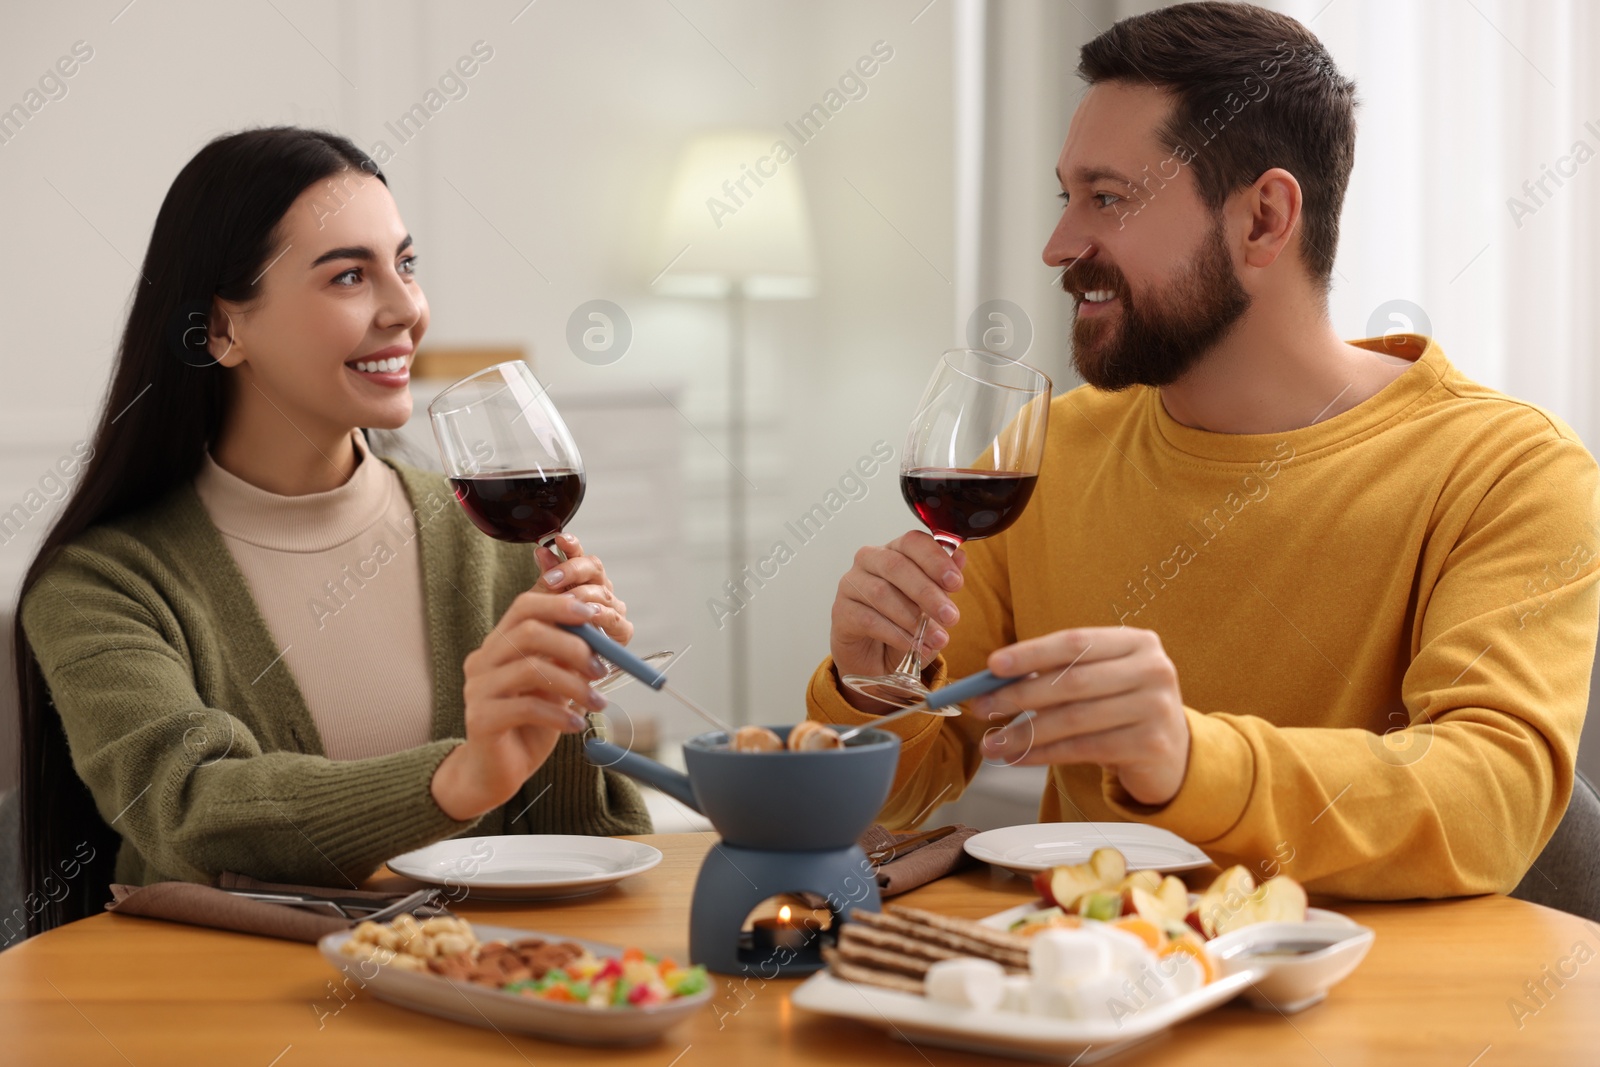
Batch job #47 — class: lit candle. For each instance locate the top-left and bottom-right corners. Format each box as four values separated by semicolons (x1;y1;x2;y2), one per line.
751;904;813;955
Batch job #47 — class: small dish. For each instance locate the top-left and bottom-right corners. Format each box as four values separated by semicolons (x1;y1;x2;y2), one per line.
317;922;707;1045
964;823;1212;875
386;836;662;901
1206;919;1375;1013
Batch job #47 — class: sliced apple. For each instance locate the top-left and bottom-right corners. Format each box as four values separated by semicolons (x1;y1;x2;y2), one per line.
1129;875;1191;929
1089;848;1127;886
1047;851;1117;911
1212;876;1309;936
1032;870;1057;907
1196;865;1256;939
1157;876;1189;918
1119;869;1162;895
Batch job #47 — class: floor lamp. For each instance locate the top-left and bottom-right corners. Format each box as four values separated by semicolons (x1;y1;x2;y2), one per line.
656;132;817;725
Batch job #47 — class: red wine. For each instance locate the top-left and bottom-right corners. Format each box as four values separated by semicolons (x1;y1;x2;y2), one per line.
450;469;585;543
901;468;1038;544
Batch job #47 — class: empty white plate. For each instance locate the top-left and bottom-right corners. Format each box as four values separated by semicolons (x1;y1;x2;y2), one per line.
387;835;663;901
964;822;1211;875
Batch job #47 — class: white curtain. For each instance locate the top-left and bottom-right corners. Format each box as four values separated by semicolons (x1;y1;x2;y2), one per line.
1287;0;1600;449
974;0;1600;777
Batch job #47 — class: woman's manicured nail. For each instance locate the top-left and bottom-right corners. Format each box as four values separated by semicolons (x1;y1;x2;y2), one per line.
566;711;589;731
589;655;607;678
543;569;565;586
993;652;1014;673
585;690;608;710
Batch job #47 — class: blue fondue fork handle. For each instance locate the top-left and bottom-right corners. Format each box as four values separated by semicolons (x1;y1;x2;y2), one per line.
840;669;1020;739
559;623;669;690
925;668;1015;710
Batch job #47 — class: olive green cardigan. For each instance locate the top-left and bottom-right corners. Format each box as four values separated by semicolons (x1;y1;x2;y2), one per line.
18;453;650;888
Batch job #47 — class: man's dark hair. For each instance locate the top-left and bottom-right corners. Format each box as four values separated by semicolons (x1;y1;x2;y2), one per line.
1078;1;1358;293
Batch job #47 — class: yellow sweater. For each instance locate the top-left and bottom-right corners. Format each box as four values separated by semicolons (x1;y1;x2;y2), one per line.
806;334;1600;899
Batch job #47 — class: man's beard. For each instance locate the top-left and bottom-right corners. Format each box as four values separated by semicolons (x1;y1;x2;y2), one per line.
1066;218;1251;392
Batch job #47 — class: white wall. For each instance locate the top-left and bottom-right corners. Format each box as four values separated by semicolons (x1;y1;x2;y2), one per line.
0;1;995;743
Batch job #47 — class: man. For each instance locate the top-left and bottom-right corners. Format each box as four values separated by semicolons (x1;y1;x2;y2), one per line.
806;1;1600;899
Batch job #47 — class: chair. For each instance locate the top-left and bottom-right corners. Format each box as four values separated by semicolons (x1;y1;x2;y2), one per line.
1511;770;1600;922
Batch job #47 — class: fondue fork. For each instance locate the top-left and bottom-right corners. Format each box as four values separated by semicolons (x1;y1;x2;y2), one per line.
561;623;733;733
835;669;1017;742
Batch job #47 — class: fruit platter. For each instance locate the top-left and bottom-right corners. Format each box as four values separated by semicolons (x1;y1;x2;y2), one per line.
792;847;1375;1064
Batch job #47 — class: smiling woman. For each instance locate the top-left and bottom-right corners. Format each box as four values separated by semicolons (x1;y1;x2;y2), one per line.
9;126;650;937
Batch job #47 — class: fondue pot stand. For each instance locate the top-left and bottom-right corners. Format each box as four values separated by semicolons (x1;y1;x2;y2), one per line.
583;725;900;976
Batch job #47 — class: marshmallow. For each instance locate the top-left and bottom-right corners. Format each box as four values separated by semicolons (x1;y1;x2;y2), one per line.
999;974;1032;1013
1027;928;1112;984
1026;972;1126;1022
924;958;1005;1011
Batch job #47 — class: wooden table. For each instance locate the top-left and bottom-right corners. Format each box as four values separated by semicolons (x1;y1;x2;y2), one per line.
0;834;1596;1066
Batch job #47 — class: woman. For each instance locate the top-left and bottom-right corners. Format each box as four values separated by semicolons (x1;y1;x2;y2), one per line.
12;127;649;935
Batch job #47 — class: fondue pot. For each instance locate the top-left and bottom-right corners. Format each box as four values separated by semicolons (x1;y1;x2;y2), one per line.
565;622;1017;977
583;726;899;977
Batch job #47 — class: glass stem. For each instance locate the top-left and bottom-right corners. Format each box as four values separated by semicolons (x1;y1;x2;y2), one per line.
890;537;961;680
892;615;935;679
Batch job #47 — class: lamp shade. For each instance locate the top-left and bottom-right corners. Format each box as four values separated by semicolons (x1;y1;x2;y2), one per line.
655;131;817;299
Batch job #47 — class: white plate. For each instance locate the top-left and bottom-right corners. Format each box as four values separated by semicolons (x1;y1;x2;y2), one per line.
793;905;1369;1063
964;822;1212;874
318;922;707;1046
387;836;662;901
793;965;1256;1064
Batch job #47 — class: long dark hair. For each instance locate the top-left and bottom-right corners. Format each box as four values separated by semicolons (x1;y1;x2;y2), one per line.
12;127;386;935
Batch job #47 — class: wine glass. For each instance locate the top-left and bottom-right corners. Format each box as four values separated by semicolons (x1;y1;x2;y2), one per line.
428;360;673;697
840;348;1052;707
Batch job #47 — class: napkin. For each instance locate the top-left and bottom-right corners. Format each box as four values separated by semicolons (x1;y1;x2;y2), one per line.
794;824;980;911
860;824;981;896
105;874;440;944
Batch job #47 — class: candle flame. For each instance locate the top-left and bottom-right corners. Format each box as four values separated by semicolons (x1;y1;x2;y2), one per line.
778;905;792;924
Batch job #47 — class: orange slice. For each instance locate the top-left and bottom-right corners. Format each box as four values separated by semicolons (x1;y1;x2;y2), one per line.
1160;937;1217;985
1111;917;1164;951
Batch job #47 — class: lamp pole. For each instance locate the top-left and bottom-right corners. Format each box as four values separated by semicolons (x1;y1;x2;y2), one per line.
727;279;748;726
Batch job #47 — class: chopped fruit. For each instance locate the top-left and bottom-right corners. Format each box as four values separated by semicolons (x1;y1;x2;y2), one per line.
1160;937;1217;985
1043;847;1128;913
1019;914;1084;938
1090;848;1127;886
1010;905;1065;931
1077;890;1123;922
1112;917;1164;951
1196;865;1256;939
1212;875;1309;936
1119;869;1163;896
1130;881;1188;929
1032;870;1057;907
1030;847;1312;945
1157;876;1189;919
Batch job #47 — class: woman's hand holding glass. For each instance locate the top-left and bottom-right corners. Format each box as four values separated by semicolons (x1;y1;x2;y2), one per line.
534;532;631;645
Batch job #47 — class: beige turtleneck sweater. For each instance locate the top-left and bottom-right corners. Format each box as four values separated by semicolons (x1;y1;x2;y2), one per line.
192;430;435;761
